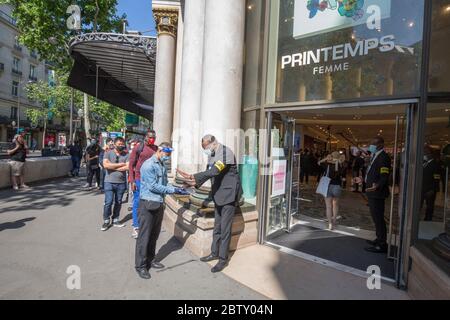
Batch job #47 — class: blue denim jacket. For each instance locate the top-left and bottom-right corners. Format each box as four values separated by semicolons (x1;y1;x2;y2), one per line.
140;155;175;203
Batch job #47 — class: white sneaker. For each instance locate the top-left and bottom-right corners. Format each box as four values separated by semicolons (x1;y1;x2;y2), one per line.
82;183;91;188
13;185;19;191
20;184;30;189
131;228;139;239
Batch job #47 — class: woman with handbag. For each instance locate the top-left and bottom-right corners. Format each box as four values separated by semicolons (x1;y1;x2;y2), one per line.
317;151;344;230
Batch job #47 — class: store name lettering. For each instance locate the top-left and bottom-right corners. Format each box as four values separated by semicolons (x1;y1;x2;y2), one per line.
281;34;396;75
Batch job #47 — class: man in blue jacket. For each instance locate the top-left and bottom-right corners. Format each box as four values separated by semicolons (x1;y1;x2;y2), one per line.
134;142;188;280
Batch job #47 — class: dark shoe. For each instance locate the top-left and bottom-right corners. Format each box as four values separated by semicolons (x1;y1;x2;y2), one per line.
151;261;165;269
364;244;388;253
200;254;219;262
100;222;110;231
211;260;228;273
366;239;378;246
136;268;151;280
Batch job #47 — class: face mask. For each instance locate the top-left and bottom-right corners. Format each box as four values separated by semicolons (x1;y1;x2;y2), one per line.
116;145;125;152
203;148;212;156
368;145;377;154
161;155;170;163
108;144;115;150
148;137;156;145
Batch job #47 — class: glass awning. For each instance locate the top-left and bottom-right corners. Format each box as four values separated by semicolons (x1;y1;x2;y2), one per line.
68;33;156;119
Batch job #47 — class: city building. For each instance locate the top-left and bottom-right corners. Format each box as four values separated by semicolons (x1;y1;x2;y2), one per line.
66;0;450;299
149;0;450;299
0;4;68;148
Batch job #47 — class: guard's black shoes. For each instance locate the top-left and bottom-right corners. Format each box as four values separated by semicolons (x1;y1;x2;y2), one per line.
364;244;388;253
136;268;151;279
151;261;165;269
200;254;219;262
366;239;378;246
211;260;228;273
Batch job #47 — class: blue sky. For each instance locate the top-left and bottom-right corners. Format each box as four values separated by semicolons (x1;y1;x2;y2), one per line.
117;0;156;36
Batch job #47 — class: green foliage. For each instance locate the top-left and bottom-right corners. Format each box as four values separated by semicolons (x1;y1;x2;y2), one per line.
89;98;126;132
2;0;126;71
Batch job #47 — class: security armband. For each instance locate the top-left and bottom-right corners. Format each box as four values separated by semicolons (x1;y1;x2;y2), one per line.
380;167;389;174
214;160;225;172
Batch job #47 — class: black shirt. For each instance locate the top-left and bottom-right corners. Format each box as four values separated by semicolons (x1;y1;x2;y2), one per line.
9;142;26;162
321;162;342;185
86;144;101;165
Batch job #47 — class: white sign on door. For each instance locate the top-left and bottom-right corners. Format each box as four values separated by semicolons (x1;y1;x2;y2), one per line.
293;0;392;39
272;159;287;197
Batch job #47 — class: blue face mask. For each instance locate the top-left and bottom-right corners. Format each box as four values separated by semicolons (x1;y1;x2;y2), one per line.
161;155;171;163
368;145;378;154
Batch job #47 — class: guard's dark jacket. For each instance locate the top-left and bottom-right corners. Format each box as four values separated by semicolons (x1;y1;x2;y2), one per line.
194;144;242;206
422;159;441;193
365;150;391;199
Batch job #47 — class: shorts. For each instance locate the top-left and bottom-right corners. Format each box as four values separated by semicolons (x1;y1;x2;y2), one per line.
327;184;342;198
9;160;25;176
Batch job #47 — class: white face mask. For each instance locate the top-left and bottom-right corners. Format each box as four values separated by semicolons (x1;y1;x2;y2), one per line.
203;148;212;156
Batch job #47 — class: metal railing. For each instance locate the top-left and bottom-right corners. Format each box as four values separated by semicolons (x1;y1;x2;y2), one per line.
0;10;16;26
12;68;22;76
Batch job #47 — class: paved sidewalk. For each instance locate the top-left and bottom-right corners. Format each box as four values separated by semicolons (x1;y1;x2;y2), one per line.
0;177;266;300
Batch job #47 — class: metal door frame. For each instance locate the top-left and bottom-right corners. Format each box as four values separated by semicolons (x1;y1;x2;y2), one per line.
258;99;418;285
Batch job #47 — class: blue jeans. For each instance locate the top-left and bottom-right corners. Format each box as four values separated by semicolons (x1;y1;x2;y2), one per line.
103;182;127;222
132;179;141;228
71;156;80;176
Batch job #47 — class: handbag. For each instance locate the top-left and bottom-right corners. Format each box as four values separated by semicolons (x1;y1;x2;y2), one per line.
316;165;331;197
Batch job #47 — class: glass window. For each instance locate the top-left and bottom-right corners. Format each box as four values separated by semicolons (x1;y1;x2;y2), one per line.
29;65;36;79
267;0;425;104
429;0;450;92
11;81;18;96
10;106;17;120
12;57;20;72
243;0;266;109
239;110;261;210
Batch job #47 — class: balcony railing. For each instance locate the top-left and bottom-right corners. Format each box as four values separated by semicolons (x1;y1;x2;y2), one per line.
12;69;22;76
0;10;16;26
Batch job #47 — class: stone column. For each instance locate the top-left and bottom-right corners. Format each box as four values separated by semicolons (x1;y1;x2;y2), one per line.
199;0;245;151
176;0;206;174
152;7;178;144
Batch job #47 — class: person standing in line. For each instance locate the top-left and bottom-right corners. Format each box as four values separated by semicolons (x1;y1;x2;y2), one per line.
101;137;130;231
68;140;83;177
300;149;312;184
364;136;391;253
83;139;101;189
7;134;29;191
129;130;158;239
99;138;114;192
318;151;343;230
177;135;242;273
135;142;188;279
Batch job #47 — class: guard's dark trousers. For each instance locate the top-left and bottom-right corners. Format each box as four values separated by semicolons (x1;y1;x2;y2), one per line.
135;200;164;270
211;204;236;260
368;197;387;245
421;190;437;221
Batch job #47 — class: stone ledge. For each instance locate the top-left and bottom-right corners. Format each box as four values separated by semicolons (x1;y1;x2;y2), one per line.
163;195;258;258
0;156;72;188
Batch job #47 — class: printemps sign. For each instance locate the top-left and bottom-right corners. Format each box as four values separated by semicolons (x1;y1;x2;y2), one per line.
273;0;424;103
282;0;410;75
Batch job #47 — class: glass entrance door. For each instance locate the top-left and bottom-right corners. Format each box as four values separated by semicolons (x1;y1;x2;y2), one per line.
265;112;295;239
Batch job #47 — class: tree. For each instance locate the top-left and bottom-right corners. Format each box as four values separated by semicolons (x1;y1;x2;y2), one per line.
2;0;126;71
2;0;130;143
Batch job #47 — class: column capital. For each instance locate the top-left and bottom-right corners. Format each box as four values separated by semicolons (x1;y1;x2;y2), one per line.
153;7;179;37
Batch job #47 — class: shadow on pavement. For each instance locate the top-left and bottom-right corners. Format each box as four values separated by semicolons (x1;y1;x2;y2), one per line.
0;217;36;232
0;177;99;214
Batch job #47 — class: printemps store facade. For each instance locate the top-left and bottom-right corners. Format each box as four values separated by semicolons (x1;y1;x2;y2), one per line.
153;0;450;298
245;0;449;297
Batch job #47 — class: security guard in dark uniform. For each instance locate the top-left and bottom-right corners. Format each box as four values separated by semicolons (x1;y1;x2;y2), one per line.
364;136;391;253
176;135;242;273
422;147;441;221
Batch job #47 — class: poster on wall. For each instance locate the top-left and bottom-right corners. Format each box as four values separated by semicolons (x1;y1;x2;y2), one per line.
293;0;392;39
272;159;287;197
58;133;67;147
